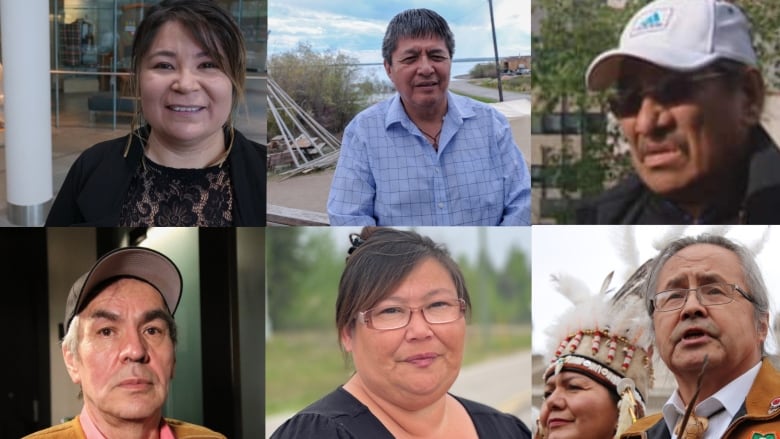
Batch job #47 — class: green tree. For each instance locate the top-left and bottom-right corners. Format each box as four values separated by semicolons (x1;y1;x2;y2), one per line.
533;0;642;223
496;247;531;323
266;227;306;331
740;1;780;90
267;229;345;332
268;42;390;137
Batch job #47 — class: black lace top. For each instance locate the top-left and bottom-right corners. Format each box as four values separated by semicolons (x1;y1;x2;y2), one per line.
119;157;234;226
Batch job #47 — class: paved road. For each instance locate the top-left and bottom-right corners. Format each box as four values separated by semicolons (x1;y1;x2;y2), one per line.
265;350;533;438
449;77;530;102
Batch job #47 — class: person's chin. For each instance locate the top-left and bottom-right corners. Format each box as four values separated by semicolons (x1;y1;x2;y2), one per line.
637;167;696;198
671;346;719;371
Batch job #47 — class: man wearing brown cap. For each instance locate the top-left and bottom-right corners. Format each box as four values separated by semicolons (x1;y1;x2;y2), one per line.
25;247;225;439
577;0;780;224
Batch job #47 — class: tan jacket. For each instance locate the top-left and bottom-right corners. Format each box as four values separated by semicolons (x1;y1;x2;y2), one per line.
23;416;227;439
621;357;780;439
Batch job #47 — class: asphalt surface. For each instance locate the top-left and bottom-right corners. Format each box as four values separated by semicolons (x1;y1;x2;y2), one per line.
449;77;530;102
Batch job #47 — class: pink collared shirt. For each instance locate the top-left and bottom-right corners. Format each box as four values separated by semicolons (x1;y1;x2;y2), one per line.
79;406;176;439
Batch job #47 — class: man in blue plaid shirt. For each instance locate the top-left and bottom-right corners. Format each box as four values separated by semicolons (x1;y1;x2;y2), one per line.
327;8;530;226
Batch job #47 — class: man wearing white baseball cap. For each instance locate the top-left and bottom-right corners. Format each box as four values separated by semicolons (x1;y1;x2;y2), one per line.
25;247;225;439
576;0;780;224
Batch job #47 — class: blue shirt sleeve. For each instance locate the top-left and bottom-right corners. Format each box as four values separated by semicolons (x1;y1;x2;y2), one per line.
493;110;531;226
327;121;378;226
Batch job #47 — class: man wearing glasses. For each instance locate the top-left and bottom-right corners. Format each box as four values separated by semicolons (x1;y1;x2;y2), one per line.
577;0;780;224
621;234;780;438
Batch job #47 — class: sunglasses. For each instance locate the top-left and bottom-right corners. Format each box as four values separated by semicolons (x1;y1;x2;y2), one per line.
607;71;728;118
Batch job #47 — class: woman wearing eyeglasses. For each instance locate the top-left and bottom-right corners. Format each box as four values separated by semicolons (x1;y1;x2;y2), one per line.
270;227;531;439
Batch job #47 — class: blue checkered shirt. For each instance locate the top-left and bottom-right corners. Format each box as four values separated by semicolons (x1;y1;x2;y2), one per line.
327;92;530;226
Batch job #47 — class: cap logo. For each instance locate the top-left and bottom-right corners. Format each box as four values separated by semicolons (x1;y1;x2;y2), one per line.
630;8;673;37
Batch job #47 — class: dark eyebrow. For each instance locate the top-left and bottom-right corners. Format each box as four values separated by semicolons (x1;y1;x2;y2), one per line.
143;309;175;331
90;309;119;321
88;309;172;327
148;50;210;59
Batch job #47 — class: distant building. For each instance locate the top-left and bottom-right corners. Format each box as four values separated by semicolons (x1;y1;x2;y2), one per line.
502;55;531;73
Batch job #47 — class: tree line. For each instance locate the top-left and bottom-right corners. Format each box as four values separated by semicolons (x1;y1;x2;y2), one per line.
266;228;531;333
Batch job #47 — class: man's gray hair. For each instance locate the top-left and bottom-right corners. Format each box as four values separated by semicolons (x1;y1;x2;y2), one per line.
62;315;81;359
381;8;455;65
644;234;770;331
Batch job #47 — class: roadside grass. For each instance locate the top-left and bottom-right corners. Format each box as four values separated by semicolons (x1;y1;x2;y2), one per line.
450;90;496;104
265;324;530;415
478;75;531;93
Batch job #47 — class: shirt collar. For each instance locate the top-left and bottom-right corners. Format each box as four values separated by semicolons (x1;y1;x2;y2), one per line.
384;91;468;131
661;360;762;435
79;405;175;439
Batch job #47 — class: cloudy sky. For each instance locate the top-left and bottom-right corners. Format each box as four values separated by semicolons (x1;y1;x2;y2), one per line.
268;0;531;64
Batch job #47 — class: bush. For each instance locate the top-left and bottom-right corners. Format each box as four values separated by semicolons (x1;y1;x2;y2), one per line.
268;42;392;137
469;62;500;79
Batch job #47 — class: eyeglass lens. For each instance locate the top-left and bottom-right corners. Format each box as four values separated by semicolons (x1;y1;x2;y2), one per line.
608;72;726;118
368;300;463;329
655;283;737;311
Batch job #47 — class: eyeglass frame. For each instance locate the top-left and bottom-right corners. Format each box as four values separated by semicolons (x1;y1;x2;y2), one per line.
607;70;731;118
357;298;467;330
651;282;756;313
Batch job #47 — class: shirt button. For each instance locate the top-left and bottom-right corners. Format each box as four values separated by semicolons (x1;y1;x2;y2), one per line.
438;203;444;209
434;168;439;174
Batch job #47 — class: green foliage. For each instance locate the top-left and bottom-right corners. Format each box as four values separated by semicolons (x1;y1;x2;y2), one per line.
268;42;392;137
478;75;531;93
266;227;305;329
533;0;653;223
266;229;344;331
469;62;500;78
740;1;780;91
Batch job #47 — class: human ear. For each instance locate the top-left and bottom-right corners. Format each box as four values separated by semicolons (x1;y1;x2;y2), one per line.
63;344;82;385
384;60;392;77
340;326;354;353
739;68;764;127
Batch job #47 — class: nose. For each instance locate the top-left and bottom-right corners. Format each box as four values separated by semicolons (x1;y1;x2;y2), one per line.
633;95;673;138
404;308;433;340
121;330;150;363
544;387;566;410
680;288;708;320
417;55;435;76
172;67;200;93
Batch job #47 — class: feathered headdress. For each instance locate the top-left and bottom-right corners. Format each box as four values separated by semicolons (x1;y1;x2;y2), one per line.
538;260;655;439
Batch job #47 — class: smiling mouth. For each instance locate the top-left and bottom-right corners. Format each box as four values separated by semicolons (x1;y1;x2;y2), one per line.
547;418;572;429
167;105;204;113
404;353;438;367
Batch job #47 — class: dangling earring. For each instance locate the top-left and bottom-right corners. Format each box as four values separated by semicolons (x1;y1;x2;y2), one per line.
534;419;547;439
